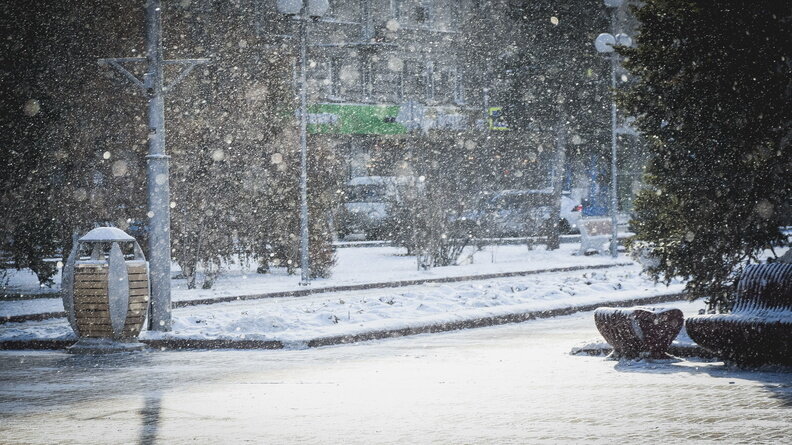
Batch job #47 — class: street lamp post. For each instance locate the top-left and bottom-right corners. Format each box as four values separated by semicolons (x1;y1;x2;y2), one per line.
99;0;208;331
594;0;631;258
276;0;329;285
396;99;426;270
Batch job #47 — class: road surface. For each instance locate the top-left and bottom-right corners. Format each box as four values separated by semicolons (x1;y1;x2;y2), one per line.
1;302;790;444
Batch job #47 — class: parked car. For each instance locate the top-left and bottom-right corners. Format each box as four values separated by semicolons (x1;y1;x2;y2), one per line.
336;176;405;240
560;194;583;234
457;189;582;238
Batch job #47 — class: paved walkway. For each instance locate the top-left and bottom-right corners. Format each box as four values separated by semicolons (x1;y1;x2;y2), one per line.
1;302;790;444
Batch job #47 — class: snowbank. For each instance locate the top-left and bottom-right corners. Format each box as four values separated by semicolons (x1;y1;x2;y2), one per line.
1;265;686;343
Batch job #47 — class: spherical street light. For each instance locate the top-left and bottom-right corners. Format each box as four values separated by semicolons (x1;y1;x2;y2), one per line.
615;33;632;48
594;33;616;53
594;33;632;54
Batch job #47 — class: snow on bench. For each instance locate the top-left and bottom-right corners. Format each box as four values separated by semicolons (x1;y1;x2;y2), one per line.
577;218;613;255
685;262;792;365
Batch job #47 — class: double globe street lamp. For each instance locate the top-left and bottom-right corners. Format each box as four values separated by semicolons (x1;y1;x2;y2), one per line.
594;0;632;258
276;0;329;285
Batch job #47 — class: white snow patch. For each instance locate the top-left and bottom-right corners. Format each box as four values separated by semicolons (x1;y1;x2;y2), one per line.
2;265;687;343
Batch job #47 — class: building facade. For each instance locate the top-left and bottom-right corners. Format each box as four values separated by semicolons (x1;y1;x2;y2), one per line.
255;0;646;214
259;0;490;180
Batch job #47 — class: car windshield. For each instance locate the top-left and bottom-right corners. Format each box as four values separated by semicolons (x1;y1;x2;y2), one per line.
345;184;387;203
490;193;553;210
490;195;524;210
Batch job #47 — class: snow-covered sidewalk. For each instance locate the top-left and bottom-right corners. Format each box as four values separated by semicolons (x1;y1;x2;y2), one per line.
0;263;686;344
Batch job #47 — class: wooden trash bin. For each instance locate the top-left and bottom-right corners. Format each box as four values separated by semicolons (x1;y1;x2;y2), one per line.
62;227;150;350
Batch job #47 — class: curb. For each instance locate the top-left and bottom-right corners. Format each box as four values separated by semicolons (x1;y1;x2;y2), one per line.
144;338;283;350
572;343;717;359
2;312;66;324
304;292;686;347
1;262;634;325
0;291;687;351
0;339;76;351
332;235;583;249
0;292;60;300
0;338;284;351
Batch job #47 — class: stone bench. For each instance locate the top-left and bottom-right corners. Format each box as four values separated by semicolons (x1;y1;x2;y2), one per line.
577;218;613;255
594;306;684;359
685;262;792;366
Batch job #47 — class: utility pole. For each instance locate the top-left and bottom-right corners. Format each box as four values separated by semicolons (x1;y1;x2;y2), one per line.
298;3;311;285
547;120;567;250
99;0;208;331
595;0;630;258
608;39;619;258
607;7;620;258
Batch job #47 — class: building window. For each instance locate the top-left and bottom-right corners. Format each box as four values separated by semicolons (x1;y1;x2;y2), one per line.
424;61;435;102
390;0;437;27
328;57;342;99
327;0;359;22
402;60;423;101
399;59;437;103
415;5;430;23
435;67;453;104
434;0;459;31
454;66;466;105
375;59;402;103
360;0;373;39
391;0;402;18
397;69;405;101
361;55;374;101
323;55;362;101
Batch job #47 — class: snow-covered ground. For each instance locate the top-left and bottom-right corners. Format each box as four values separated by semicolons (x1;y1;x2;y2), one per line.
0;267;59;296
154;266;685;343
1;263;686;343
167;243;630;302
0;243;630;316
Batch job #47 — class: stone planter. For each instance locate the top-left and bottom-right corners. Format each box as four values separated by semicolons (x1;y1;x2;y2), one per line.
594;306;683;359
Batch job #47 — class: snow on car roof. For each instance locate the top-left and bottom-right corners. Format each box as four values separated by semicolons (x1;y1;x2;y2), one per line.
347;176;414;186
348;176;389;186
493;188;554;196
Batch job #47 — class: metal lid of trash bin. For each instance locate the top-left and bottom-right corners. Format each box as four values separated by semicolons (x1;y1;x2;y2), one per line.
78;227;136;243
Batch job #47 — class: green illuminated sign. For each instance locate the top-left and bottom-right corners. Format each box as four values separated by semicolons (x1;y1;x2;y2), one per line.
307;104;406;135
488;107;509;131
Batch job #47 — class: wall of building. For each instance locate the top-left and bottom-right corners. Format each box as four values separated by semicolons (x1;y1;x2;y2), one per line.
256;0;488;180
254;0;646;213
